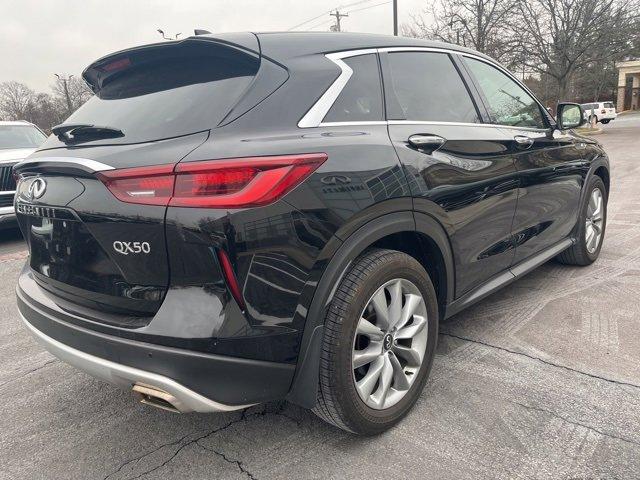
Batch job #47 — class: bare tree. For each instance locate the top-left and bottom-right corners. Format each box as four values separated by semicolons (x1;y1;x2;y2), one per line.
0;81;36;120
403;0;519;62
51;76;93;116
514;0;639;99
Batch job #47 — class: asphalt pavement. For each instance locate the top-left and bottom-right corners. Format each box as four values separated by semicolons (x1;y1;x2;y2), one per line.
1;113;639;479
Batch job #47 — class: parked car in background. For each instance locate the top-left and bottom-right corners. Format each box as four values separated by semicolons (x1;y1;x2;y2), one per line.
15;33;609;435
0;121;46;229
581;101;617;124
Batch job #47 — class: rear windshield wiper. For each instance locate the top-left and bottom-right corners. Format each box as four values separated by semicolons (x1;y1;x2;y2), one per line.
52;123;124;142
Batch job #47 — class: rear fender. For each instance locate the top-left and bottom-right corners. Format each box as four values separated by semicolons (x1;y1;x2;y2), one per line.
286;211;454;408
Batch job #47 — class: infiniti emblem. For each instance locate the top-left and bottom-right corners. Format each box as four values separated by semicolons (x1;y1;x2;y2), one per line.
383;333;393;351
28;178;47;200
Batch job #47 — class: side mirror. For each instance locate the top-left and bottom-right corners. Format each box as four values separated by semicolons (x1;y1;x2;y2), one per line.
556;102;585;130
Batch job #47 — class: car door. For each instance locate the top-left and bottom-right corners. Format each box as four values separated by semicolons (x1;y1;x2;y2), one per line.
461;56;588;263
381;49;519;296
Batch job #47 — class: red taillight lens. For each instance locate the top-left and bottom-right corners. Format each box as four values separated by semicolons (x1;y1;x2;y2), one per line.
98;153;327;208
216;249;246;310
98;164;175;206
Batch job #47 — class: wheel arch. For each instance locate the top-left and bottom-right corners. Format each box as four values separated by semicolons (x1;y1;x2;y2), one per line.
286;211;454;408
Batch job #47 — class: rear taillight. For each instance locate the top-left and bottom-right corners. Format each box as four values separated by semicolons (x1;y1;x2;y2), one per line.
601;109;606;114
97;153;327;208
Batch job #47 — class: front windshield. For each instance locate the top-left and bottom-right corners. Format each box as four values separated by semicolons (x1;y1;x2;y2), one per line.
0;125;46;149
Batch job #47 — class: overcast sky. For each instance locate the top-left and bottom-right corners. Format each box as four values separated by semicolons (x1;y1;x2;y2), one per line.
2;0;429;92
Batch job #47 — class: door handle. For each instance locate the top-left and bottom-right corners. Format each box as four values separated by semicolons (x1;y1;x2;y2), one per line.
513;135;534;149
408;134;446;152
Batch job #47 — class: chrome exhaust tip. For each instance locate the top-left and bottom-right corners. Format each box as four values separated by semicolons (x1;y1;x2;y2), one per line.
132;384;181;413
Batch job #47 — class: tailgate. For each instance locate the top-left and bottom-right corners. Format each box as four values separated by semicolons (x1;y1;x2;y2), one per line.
14;133;207;319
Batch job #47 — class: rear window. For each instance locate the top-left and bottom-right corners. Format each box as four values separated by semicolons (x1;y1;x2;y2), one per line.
604;102;614;108
0;125;46;149
64;40;259;144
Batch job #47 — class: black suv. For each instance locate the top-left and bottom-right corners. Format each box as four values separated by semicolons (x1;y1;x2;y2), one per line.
15;32;609;435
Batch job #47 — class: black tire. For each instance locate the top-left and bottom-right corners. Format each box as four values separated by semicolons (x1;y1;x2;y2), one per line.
312;248;438;435
601;119;610;124
556;176;607;266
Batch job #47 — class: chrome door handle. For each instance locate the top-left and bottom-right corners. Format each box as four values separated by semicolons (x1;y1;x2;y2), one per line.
408;134;446;151
514;135;534;149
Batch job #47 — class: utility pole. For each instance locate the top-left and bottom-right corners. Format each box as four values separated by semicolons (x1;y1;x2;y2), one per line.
55;74;73;114
330;10;348;32
393;0;398;36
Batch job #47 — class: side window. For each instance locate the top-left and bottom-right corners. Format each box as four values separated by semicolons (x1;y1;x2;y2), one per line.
323;54;383;123
464;57;546;129
385;52;479;123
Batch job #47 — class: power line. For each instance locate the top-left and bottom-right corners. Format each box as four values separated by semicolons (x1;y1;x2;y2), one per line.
344;0;391;15
287;0;378;30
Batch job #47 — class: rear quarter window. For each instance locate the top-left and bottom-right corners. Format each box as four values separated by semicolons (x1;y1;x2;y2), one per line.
323;54;383;123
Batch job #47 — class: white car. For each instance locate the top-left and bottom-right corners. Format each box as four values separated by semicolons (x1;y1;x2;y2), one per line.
0;121;47;229
581;101;617;125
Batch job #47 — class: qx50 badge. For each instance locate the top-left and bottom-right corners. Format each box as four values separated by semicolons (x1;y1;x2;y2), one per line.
113;241;151;255
28;178;47;200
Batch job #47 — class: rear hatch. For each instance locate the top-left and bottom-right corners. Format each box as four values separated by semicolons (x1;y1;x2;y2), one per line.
14;36;264;322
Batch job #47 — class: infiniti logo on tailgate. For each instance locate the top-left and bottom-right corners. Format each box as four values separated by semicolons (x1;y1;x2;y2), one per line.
28;178;47;200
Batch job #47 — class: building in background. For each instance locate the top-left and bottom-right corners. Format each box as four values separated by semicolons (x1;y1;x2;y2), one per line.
616;60;640;111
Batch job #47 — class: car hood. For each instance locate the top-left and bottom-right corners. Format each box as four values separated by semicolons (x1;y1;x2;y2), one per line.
0;148;37;164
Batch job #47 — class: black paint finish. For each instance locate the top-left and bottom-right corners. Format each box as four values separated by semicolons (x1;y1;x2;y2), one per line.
14;32;610;407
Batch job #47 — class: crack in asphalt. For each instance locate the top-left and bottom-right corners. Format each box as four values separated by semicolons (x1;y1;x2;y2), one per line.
512;400;640;448
103;403;300;480
0;358;58;389
102;431;196;480
440;332;640;390
196;443;259;480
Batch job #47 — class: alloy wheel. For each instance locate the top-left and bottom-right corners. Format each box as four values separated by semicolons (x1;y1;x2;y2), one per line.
352;278;428;410
585;188;604;254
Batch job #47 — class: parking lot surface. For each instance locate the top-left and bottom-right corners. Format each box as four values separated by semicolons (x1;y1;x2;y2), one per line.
1;114;639;480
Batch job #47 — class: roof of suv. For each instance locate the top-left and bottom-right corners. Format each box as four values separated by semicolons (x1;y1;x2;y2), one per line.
204;31;493;61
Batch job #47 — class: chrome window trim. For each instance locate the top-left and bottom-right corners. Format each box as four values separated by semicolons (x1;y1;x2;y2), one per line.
298;45;553;130
298;48;379;128
13;157;115;173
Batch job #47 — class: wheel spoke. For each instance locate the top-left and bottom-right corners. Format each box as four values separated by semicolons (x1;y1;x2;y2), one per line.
387;280;402;329
392;344;422;367
392;293;422;331
371;289;390;329
587;228;598;251
370;355;393;408
353;345;382;369
396;314;428;340
356;318;384;341
585;225;595;246
389;352;410;391
355;356;385;398
593;192;602;218
588;193;597;216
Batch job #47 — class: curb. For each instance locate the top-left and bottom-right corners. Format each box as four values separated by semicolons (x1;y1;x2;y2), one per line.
575;128;603;136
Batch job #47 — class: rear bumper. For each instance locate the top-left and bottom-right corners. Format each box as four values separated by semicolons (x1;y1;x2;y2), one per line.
16;275;296;411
